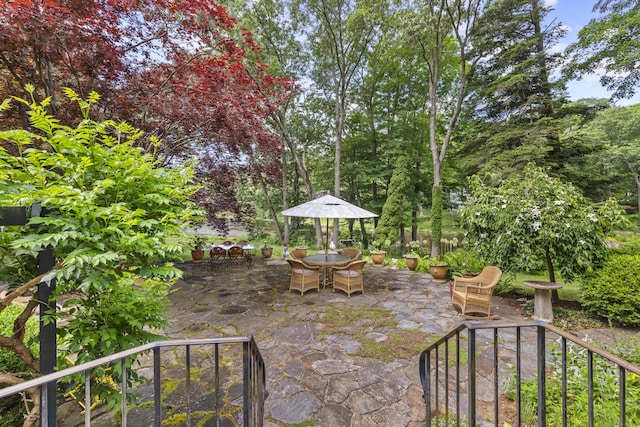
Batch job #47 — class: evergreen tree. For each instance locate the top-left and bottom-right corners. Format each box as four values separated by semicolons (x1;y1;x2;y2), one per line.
459;0;568;178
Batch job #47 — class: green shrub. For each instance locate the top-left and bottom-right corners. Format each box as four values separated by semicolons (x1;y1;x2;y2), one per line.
443;248;486;276
581;253;640;326
0;303;39;373
608;234;640;255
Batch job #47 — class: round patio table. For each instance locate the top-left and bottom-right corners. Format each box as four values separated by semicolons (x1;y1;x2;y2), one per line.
522;280;563;323
303;254;350;289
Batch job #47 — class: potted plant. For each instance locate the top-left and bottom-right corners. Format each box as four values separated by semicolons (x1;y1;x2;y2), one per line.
294;238;308;257
261;240;273;259
443;248;485;277
370;240;389;265
191;235;207;262
404;241;421;271
428;257;449;281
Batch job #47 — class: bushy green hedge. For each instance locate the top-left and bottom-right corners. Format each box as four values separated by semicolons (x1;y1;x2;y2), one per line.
581;253;640;326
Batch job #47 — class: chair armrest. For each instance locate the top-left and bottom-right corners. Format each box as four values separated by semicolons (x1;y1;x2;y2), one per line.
453;275;481;285
301;262;320;270
332;263;352;271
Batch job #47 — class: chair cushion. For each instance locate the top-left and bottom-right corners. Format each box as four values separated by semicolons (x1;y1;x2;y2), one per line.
336;270;360;278
293;268;316;276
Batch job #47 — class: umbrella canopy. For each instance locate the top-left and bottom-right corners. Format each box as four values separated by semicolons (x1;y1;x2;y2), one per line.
282;194;378;252
282;194;378;219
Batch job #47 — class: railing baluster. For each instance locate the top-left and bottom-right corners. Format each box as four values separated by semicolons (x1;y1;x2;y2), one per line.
186;345;191;427
243;341;249;427
562;336;567;427
469;328;476;427
445;338;449;424
425;349;431;427
516;326;521;427
85;369;91;426
434;343;439;426
588;350;594;427
154;347;161;427
456;331;460;427
494;328;499;426
619;366;626;427
537;324;546;427
215;342;220;426
121;358;127;427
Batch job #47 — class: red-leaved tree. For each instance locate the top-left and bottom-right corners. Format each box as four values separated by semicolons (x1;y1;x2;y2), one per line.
0;0;294;231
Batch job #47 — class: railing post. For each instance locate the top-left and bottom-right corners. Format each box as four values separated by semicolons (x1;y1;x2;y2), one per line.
154;347;161;427
619;366;626;427
537;325;546;427
468;328;476;426
243;341;250;427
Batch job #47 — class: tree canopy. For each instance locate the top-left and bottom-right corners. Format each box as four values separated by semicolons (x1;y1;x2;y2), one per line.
564;0;640;100
459;164;626;286
0;0;294;234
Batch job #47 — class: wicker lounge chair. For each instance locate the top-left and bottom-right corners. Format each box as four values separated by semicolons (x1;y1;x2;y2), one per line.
451;266;502;318
287;259;320;295
332;260;367;297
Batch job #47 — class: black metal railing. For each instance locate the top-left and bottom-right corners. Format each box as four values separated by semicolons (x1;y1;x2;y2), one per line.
420;320;640;426
0;336;266;426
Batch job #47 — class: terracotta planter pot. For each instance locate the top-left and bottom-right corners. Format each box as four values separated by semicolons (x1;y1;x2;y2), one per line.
191;249;204;262
405;256;419;271
429;264;448;280
261;247;273;259
371;252;386;265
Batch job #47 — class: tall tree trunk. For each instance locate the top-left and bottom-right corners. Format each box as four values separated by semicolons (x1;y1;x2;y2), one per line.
258;172;283;243
545;245;560;302
332;71;344;249
282;146;289;245
272;109;323;245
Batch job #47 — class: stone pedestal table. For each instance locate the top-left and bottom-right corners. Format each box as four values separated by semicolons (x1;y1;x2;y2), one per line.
522;280;563;323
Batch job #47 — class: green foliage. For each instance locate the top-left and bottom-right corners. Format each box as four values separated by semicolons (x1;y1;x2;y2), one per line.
507;340;640;426
460;164;626;282
0;88;201;406
0;304;38;373
57;275;169;409
605;330;640;367
581;253;640;326
375;158;412;247
442;248;486;276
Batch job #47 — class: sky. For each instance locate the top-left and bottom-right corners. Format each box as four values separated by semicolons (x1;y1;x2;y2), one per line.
547;0;640;106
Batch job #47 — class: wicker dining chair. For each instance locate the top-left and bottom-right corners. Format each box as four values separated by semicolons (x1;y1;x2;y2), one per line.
209;246;228;268
342;248;362;261
227;245;247;265
287;259;320;295
332;260;367;297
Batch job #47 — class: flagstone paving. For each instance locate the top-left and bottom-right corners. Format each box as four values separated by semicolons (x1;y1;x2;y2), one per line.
60;256;636;426
161;259;529;426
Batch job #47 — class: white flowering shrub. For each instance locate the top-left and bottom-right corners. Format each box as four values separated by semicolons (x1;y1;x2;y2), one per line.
459;164;626;283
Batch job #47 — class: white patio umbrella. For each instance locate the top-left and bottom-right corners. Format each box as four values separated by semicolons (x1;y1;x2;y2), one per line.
282;194;378;253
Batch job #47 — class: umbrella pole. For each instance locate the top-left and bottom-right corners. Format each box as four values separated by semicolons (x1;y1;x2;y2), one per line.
325;218;329;256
